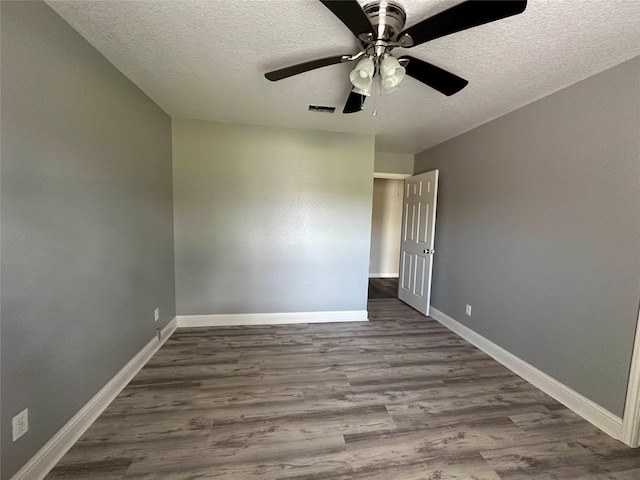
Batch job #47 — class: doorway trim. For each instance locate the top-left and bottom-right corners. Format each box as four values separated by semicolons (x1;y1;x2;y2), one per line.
622;305;640;447
369;174;409;280
374;172;412;180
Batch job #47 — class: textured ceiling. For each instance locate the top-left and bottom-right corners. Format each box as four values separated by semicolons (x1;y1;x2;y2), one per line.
47;0;639;154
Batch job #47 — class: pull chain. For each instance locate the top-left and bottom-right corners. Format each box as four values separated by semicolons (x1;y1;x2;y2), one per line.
372;75;380;116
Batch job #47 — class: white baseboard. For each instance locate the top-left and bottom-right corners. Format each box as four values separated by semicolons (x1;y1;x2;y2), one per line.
10;318;178;480
177;310;368;327
429;307;623;441
368;273;399;278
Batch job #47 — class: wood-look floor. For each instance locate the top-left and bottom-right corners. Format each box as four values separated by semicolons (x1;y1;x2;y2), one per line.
46;287;640;478
368;277;399;299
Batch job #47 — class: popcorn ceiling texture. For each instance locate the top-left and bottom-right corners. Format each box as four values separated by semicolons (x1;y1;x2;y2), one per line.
47;0;640;154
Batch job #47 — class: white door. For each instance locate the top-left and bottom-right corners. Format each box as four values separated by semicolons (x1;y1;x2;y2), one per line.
398;170;439;316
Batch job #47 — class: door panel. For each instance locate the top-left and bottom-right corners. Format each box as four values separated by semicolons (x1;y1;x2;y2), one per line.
401;251;412;291
414;255;426;296
398;170;439;316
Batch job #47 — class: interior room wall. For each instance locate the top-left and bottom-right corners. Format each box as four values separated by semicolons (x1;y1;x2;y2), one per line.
414;57;640;418
172;119;375;315
1;2;176;478
374;151;414;174
369;179;404;277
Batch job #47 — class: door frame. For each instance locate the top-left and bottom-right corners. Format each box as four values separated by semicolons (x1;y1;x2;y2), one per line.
369;173;412;280
373;172;412;180
622;305;640;447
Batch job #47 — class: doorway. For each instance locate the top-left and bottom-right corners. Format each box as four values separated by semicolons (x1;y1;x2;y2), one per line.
368;174;409;300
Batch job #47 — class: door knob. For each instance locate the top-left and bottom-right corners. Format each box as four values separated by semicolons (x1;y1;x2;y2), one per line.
424;248;435;254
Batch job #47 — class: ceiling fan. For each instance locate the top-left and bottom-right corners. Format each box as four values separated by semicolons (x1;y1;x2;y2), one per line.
265;0;527;113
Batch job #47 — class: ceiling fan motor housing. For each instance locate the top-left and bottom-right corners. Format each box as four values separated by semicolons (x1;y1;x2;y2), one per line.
362;1;407;41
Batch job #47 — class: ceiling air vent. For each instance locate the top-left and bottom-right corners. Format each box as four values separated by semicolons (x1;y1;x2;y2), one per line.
308;105;336;113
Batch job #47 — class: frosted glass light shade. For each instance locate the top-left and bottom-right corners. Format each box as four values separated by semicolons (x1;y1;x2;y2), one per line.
380;55;405;89
349;57;375;91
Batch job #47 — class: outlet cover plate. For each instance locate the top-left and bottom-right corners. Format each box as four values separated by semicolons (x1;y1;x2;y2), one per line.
154;308;160;322
465;305;472;316
13;408;28;441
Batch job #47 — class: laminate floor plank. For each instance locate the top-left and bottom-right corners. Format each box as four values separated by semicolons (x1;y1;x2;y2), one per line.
347;451;502;480
45;295;640;479
368;278;399;299
124;449;354;480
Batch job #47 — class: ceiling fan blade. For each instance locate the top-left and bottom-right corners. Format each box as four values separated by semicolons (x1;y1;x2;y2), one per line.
265;55;350;81
343;90;366;113
401;56;468;96
399;0;527;47
320;0;376;38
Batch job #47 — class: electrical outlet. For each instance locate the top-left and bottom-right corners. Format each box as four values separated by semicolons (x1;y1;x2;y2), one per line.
465;304;472;316
12;409;28;441
154;308;160;322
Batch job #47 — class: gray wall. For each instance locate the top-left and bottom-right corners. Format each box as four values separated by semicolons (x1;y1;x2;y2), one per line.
414;57;640;417
173;119;374;315
1;2;176;478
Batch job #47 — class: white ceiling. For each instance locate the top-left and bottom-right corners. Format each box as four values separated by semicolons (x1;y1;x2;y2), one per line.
47;0;639;154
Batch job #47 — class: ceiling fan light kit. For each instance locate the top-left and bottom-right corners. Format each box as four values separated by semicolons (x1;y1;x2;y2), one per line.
265;0;527;114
